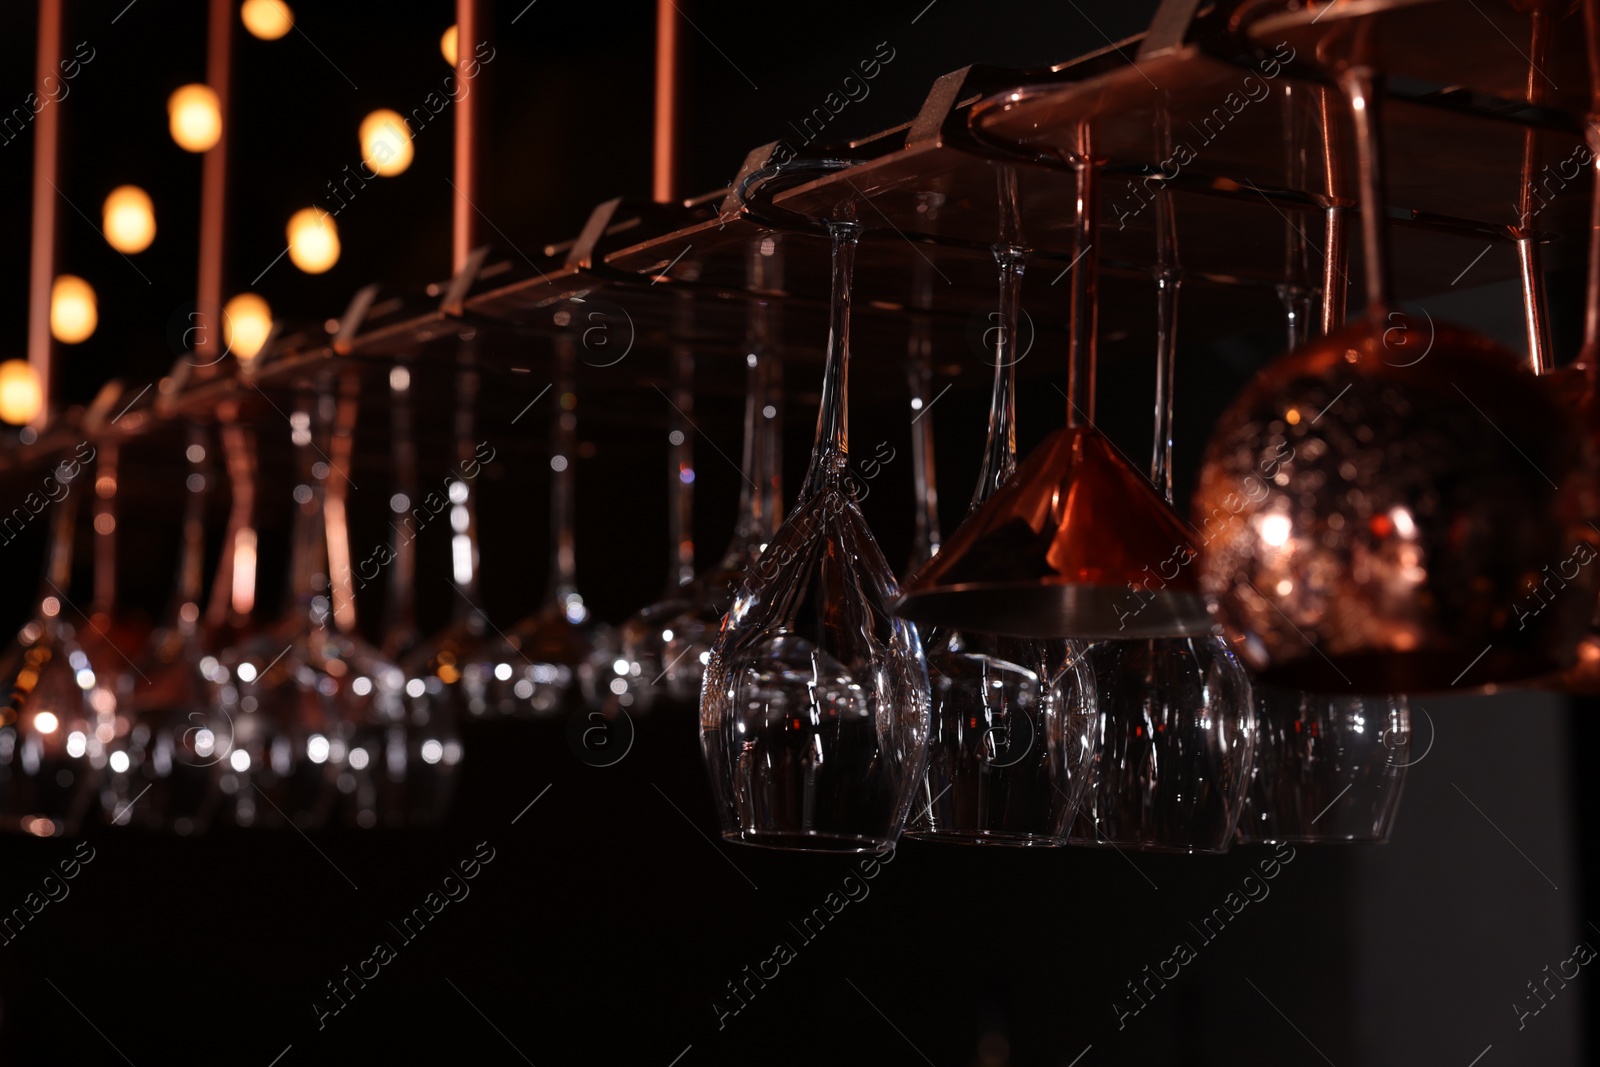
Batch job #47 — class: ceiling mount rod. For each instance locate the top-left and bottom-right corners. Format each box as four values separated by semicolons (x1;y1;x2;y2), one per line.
454;0;492;273
193;0;233;378
26;0;64;425
654;0;681;203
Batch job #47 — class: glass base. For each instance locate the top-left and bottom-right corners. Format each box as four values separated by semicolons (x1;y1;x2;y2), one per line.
904;828;1062;848
1067;835;1231;856
722;830;892;853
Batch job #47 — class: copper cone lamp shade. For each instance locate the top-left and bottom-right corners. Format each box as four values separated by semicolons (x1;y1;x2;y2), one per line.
898;425;1211;639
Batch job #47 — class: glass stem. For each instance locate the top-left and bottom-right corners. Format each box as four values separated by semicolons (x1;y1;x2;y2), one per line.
973;246;1025;509
287;386;329;631
324;370;361;635
90;442;117;617
208;418;257;628
449;353;482;620
667;327;695;590
548;333;580;607
906;331;942;571
749;240;786;540
40;470;78;605
173;425;210;631
1518;11;1554;374
1066;120;1099;429
386;364;419;655
1152;102;1181;508
803;221;861;499
1340;65;1393;323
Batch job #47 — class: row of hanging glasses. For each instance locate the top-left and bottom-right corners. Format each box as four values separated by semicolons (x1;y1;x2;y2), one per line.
4;2;1593;850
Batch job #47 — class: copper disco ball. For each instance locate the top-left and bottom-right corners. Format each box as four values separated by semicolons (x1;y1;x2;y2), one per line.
1194;319;1599;693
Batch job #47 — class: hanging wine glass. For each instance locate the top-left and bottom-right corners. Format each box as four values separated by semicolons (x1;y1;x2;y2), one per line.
1238;89;1411;845
119;426;218;831
903;258;942;580
208;383;347;829
1067;132;1254;853
897;121;1212;641
0;459;99;836
318;369;438;829
382;361;461;823
616;251;788;710
907;253;1097;845
1199;16;1600;692
485;333;594;717
701;217;930;852
80;439;162;828
401;352;501;728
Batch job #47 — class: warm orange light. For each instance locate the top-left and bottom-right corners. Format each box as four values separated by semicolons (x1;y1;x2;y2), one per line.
224;293;273;361
168;84;222;152
359;110;414;177
240;0;293;40
102;186;155;254
440;24;458;66
0;361;44;425
286;208;340;274
50;275;97;344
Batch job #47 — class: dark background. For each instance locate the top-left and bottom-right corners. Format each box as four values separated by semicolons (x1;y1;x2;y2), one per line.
0;2;1594;1065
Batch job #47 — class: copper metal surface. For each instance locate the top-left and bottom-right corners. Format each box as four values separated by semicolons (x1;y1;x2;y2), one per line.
1194;320;1598;692
453;0;490;273
193;0;233;378
26;0;63;423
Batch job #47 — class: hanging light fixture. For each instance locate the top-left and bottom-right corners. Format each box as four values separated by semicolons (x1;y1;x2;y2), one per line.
440;24;459;67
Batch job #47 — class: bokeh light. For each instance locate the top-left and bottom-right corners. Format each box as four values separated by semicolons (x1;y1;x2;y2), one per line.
50;275;97;344
168;84;222;152
102;185;155;254
224;293;273;361
0;361;44;425
359;109;414;177
286;208;340;274
240;0;294;40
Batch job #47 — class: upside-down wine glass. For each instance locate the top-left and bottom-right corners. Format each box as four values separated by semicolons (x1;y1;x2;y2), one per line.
383;361;461;822
486;333;594;716
1069;129;1255;853
1238;87;1411;845
125;424;222;834
701;218;931;851
208;383;347;828
401;349;500;725
908;170;1097;846
0;458;98;836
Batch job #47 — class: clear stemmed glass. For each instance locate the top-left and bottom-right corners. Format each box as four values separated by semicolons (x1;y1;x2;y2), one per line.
80;440;161;828
318;369;434;829
615;338;700;713
1239;687;1410;844
486;333;594;717
907;174;1097;846
701;218;931;852
0;459;100;836
208;383;347;829
1070;135;1256;853
400;354;501;725
382;361;461;823
120;427;219;832
617;255;788;710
